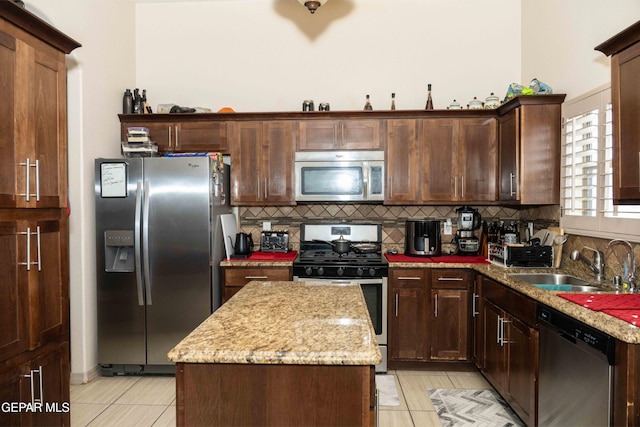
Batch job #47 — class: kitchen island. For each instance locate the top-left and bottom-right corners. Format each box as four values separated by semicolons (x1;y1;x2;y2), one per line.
168;280;381;427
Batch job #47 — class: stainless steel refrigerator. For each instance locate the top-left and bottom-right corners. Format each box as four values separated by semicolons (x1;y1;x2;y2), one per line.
94;155;230;375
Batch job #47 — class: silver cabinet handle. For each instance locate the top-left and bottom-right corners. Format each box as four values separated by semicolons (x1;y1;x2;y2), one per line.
461;176;465;199
18;227;40;271
397;276;422;280
509;172;516;196
175;126;179;149
497;316;502;345
257;177;261;199
18;227;31;270
19;158;39;201
395;293;399;316
34;226;41;271
245;276;269;279
23;366;43;406
264;178;268;199
454;176;458;199
167;126;172;149
437;277;464;281
434;293;438;317
472;292;479;316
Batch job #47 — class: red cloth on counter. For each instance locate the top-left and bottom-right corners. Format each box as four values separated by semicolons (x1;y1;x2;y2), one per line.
385;253;490;264
558;293;640;310
228;251;298;262
601;309;640;326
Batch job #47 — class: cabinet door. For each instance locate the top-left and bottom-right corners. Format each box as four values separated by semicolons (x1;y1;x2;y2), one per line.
175;121;228;153
482;300;505;390
458;118;497;201
421;119;457;201
341;120;381;150
262;121;294;204
430;288;469;361
0;32;67;209
230;122;262;203
22;343;70;427
389;269;428;361
0;362;26;426
386;120;420;203
498;110;519;201
297;120;337;150
0;220;28;361
613;46;640;202
505;316;537;426
30;218;68;349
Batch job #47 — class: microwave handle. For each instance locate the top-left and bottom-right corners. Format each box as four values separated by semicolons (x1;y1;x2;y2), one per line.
363;163;369;199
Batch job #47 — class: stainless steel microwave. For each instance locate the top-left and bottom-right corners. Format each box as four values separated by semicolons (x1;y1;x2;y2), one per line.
294;151;385;202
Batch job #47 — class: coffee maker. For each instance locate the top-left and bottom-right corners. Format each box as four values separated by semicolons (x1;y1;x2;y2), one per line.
455;205;481;255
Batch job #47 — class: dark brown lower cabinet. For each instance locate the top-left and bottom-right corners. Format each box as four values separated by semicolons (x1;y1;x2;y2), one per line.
389;269;428;361
175;363;374;427
480;277;537;426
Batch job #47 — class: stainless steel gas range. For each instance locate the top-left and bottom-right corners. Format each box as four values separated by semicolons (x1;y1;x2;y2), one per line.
293;223;388;373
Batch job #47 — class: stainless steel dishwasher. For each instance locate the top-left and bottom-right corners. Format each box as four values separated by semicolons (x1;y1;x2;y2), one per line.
537;304;615;426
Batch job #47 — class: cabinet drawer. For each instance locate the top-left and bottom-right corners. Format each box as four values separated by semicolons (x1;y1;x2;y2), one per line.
224;267;291;287
390;268;426;287
482;277;536;326
431;269;472;289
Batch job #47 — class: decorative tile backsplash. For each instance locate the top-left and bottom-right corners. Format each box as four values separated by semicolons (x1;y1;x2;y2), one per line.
238;203;560;252
238;202;633;284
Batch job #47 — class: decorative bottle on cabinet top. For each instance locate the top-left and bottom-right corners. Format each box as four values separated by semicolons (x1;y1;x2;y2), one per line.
390;93;396;110
364;94;373;110
425;84;434;110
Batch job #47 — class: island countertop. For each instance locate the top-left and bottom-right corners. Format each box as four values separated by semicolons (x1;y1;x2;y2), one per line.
168;280;382;365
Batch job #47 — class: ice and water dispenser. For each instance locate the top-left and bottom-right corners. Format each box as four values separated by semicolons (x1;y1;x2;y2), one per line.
104;230;135;272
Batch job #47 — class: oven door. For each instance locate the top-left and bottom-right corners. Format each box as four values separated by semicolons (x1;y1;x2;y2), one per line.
293;276;388;372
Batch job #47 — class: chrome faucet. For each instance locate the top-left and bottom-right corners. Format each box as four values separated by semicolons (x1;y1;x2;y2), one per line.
570;246;605;282
606;239;636;291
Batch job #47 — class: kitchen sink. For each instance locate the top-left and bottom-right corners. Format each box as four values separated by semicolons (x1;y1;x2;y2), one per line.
509;273;601;292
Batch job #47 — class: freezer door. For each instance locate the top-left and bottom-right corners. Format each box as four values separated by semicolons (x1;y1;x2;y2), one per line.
95;158;146;365
143;157;213;365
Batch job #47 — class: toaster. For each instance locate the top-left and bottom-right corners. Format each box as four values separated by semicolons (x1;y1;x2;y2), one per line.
260;231;289;253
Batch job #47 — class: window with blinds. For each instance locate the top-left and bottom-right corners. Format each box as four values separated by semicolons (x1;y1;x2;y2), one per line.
561;85;640;239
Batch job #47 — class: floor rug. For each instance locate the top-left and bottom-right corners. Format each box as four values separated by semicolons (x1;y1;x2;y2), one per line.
428;388;524;427
375;374;400;406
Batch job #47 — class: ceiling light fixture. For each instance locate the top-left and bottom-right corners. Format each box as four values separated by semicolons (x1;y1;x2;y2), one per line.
298;0;327;14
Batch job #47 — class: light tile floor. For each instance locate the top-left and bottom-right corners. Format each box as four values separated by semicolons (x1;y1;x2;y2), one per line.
70;369;493;426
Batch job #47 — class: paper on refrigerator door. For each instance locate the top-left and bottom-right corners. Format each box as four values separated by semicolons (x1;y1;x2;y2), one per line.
221;214;237;260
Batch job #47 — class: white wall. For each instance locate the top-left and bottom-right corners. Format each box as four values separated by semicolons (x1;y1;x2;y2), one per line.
134;0;521;112
20;0;640;380
522;0;640;101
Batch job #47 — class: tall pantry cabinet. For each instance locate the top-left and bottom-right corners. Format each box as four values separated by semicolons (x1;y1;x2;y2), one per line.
0;3;80;426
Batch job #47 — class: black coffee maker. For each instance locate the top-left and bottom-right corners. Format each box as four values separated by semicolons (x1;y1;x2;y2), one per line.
455;206;481;255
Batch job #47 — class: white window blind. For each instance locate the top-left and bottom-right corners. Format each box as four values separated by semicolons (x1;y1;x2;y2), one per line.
561;85;640;240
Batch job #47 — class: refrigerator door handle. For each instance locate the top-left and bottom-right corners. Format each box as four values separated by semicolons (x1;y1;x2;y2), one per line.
142;179;152;306
134;181;145;306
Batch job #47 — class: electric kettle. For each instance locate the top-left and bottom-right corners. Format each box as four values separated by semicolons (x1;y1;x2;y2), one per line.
233;232;253;258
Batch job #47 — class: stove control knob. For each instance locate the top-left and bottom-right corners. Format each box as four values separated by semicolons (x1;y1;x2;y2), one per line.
356;268;364;276
305;267;313;276
337;267;344;276
317;267;325;276
369;268;377;277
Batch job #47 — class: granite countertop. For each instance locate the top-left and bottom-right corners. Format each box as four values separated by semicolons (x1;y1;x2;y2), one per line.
219;251;297;267
387;257;640;344
168;280;382;365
